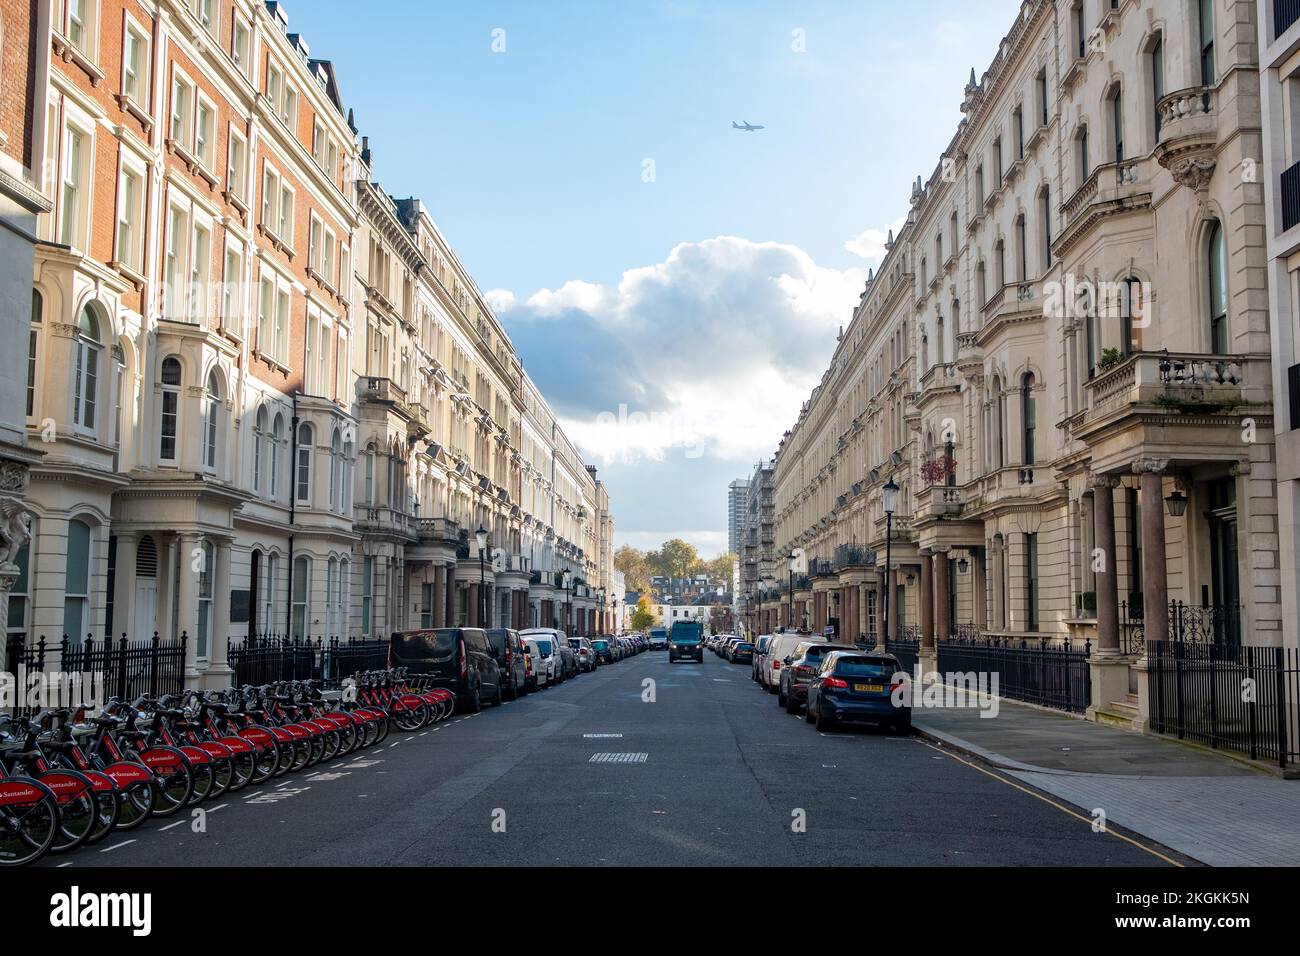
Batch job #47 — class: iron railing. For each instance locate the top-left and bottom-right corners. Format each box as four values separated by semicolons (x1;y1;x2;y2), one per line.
3;633;188;716
227;636;388;688
1148;640;1299;769
886;634;919;676
937;635;1092;715
1169;601;1241;648
1120;600;1144;656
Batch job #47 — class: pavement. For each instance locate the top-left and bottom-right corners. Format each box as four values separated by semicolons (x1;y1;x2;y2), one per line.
41;651;1190;868
913;695;1300;866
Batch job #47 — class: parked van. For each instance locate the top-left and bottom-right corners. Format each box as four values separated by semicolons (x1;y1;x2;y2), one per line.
389;628;503;712
762;632;824;693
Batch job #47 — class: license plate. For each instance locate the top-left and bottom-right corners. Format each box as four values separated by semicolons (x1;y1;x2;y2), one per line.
856;683;884;693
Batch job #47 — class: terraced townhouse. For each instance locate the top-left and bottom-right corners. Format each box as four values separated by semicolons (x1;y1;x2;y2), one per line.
0;0;614;686
774;0;1290;729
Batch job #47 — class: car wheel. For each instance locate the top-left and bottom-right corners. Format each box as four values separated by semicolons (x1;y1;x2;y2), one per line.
804;700;816;724
777;685;787;707
893;718;912;735
468;685;482;714
814;706;834;733
785;693;799;715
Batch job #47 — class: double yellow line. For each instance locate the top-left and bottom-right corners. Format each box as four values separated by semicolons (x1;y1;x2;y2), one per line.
925;742;1185;867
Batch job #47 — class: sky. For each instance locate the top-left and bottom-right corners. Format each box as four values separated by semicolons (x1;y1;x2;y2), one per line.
285;0;1024;556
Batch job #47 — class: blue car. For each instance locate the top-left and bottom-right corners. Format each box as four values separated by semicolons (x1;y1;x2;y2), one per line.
805;651;909;734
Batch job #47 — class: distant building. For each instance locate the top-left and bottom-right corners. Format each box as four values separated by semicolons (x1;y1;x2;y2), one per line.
727;479;750;553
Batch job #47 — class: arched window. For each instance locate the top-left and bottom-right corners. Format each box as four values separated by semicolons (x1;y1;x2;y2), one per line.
343;438;355;513
920;327;929;370
338;558;350;637
291;554;312;638
73;306;102;432
995;239;1006;287
1198;0;1215;85
1022;373;1037;465
936;312;946;365
253;406;268;493
329;428;341;511
159;356;182;461
1208;220;1228;354
1122;277;1145;355
1076;125;1090;184
27;290;41;419
296;423;314;505
364;444;375;506
271;414;284;498
203;370;221;471
264;552;279;635
1107;83;1124;164
64;519;92;644
1038;186;1052;270
1149;33;1165;140
993;375;1006;469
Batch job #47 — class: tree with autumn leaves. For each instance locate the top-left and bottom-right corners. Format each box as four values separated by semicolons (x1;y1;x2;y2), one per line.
615;539;736;598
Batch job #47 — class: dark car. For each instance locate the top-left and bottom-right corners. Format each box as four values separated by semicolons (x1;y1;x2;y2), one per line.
668;620;704;663
731;642;754;665
780;643;859;713
569;636;597;672
486;628;527;700
591;637;614;664
805;651;909;733
389;628;503;712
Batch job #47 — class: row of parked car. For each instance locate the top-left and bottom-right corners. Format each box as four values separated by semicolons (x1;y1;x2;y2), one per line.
387;627;650;712
706;631;911;733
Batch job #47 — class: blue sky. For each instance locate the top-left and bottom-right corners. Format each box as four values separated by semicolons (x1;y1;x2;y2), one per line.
286;0;1023;555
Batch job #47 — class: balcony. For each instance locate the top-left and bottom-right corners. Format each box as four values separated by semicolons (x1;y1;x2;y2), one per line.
1155;87;1217;187
833;544;876;570
1085;351;1268;425
415;517;460;545
361;377;410;416
917;484;963;518
1282;160;1300;233
1275;0;1300;40
355;506;414;539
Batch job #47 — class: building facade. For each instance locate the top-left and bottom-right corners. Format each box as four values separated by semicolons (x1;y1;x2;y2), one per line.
6;0;614;686
727;477;748;554
774;0;1281;723
1256;0;1300;651
737;460;777;634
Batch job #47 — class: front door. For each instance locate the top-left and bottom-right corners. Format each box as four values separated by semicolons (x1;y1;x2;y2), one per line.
1207;478;1240;645
134;582;158;639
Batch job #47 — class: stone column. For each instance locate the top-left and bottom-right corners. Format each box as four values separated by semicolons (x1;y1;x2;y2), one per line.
485;583;494;628
887;574;899;642
468;583;480;627
111;533;137;641
1135;460;1170;645
444;563;456;626
432;564;447;628
971;548;988;629
177;532;202;680
207;538;234;687
934;548;952;643
919;552;935;648
1091;475;1122;655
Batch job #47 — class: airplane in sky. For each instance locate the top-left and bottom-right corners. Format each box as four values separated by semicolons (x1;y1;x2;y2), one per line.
732;121;765;132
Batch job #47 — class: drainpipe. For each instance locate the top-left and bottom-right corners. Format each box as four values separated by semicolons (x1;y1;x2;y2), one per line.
286;393;299;637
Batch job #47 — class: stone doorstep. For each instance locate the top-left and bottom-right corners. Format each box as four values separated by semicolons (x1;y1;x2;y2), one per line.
913;676;1300;779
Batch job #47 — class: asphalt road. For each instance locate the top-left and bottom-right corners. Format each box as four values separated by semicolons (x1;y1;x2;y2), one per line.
45;650;1188;867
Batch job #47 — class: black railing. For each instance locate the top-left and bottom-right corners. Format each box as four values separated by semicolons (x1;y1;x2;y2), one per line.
937;635;1091;715
1169;601;1240;648
887;635;919;676
1283;159;1300;232
1149;640;1299;768
4;633;188;716
1120;600;1144;656
227;636;388;688
1276;0;1300;40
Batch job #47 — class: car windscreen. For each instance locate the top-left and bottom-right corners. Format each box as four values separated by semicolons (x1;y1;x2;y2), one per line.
834;658;897;678
592;640;609;649
485;629;511;653
390;629;458;662
534;639;554;656
737;643;754;651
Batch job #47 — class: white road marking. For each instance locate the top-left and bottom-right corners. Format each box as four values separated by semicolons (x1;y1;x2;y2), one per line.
101;839;137;853
157;820;187;832
583;733;623;738
57;861;74;867
589;753;648;764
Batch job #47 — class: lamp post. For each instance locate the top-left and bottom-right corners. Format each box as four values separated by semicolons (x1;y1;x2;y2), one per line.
881;478;899;651
786;551;797;633
475;524;489;628
597;587;605;635
561;570;572;632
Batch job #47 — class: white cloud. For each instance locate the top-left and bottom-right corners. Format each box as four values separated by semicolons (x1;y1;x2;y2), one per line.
484;288;516;313
498;235;867;468
845;215;907;265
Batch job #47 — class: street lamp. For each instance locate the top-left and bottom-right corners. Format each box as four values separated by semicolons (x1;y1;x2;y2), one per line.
1164;489;1189;518
561;570;572;632
881;478;899;651
476;524;489;628
597;587;605;635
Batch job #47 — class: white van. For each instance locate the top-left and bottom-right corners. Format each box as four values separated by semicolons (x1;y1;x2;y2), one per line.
762;633;826;692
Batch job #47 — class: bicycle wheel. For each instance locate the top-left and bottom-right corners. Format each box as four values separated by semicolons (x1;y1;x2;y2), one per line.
225;750;256;792
40;771;97;854
186;760;215;805
0;778;59;867
391;702;428;732
139;748;194;817
83;775;121;845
